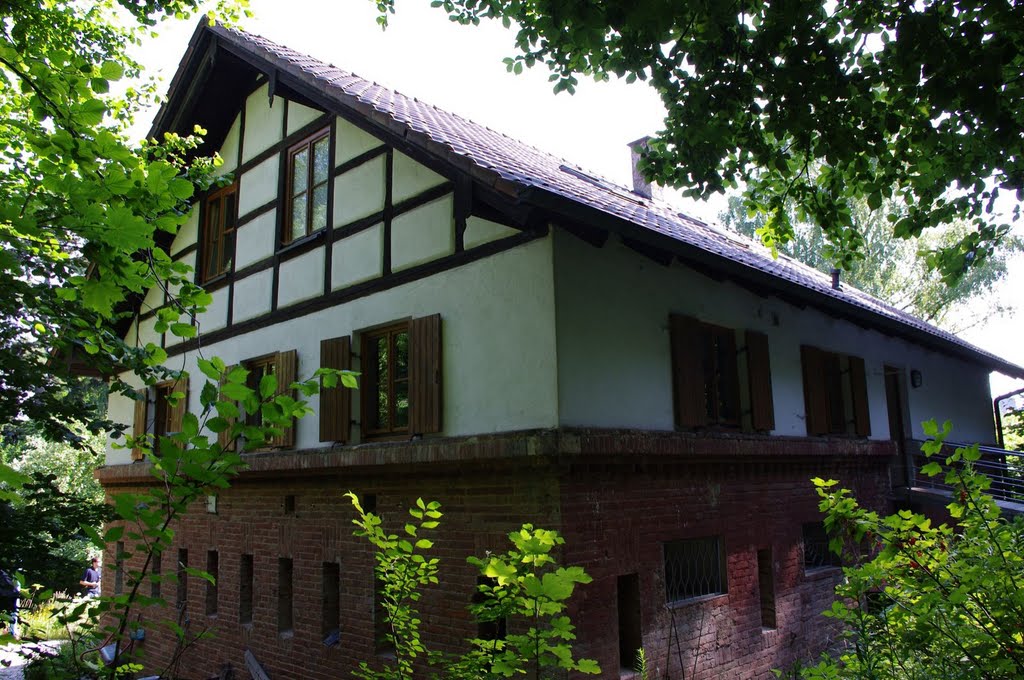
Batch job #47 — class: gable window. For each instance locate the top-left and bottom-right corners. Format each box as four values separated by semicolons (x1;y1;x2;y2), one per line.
200;182;238;282
800;346;871;437
664;536;726;603
669;314;774;432
357;314;442;440
285;128;330;244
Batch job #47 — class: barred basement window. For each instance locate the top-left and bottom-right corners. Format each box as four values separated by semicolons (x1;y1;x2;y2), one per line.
803;522;841;571
757;548;776;629
664;536;726;603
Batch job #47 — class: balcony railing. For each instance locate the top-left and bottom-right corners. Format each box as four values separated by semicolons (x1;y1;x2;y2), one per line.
905;439;1024;506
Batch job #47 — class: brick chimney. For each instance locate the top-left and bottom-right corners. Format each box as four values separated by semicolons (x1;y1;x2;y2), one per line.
628;136;653;199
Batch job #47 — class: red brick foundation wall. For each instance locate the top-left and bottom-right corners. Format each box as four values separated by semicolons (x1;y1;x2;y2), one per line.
97;429;895;679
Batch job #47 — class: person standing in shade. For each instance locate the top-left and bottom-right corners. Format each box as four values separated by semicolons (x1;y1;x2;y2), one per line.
80;557;101;598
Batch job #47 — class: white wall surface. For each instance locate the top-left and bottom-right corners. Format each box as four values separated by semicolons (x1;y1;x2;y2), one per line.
278;247;325;307
393;151;445;203
333;156;385;226
391;196;454;271
238;155;279;217
332;226;382;290
552;229;997;442
241;84;283;163
334;117;381;164
106;237;559;463
287;102;324;135
234;210;277;271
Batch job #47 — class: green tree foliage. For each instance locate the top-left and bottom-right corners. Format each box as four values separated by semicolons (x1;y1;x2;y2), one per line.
376;0;1024;282
348;494;599;679
0;428;109;593
720;195;1024;331
806;420;1024;679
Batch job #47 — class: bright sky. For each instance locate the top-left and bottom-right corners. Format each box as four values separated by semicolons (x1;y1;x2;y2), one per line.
133;0;1023;400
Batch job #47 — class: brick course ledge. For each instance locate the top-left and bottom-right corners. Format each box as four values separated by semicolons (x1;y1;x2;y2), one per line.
95;428;897;485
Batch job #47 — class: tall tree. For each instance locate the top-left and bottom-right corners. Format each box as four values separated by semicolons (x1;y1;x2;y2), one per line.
375;0;1024;282
720;195;1023;331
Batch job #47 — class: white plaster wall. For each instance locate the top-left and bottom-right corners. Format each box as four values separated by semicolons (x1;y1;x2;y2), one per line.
333;156;386;227
335;117;382;164
137;316;160;349
465;216;519;250
278;248;325;307
552;230;997;442
106;376;144;466
142;279;164;314
232;269;273;323
217;115;241;176
287;102;323;135
168;252;197;300
234;210;276;271
196;287;229;333
238;156;279;217
391;196;455;271
105;237;558;462
241;85;283;163
170;207;199;259
332;226;382;290
392;151;445;204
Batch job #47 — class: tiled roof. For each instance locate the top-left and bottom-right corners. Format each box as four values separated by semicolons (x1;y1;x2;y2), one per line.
186;23;1021;376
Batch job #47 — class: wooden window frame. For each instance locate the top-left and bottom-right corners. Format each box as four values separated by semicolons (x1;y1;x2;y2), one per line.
361;322;411;439
200;182;238;283
358;315;442;441
801;346;871;437
670;315;775;432
283;127;331;245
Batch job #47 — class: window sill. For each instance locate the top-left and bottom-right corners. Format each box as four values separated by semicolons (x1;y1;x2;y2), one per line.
665;592;727;609
279;227;325;255
804;566;842;580
199;272;230;290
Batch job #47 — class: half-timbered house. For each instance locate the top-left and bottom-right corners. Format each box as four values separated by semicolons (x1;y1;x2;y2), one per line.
96;20;1024;679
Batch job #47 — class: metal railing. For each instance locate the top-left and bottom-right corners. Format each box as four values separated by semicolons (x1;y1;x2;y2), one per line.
906;439;1024;505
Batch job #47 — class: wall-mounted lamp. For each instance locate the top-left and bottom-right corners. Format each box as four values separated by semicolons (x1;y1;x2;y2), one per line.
910;369;923;389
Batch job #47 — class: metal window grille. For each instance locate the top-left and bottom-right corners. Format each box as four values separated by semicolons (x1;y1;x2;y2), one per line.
802;522;841;569
664;537;726;603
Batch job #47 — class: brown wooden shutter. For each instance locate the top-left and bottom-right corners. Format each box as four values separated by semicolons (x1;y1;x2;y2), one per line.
848;355;872;437
801;345;828;436
167;378;189;434
669;314;707;429
745;331;775;432
409;314;442;435
320;337;352;443
218;367;237;452
272;350;298;448
131;389;148;461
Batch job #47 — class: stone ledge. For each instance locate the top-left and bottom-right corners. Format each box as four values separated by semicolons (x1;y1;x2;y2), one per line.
95;427;896;485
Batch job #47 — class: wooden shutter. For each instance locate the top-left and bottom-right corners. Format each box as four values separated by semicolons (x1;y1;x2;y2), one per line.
848;355;872;437
167;378;189;434
409;314;442;435
320;337;352;443
801;345;828;436
272;350;298;448
745;331;775;432
218;366;237;452
131;389;148;461
669;314;707;429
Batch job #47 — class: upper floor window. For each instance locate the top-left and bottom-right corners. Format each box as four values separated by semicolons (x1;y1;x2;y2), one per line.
285;128;330;244
217;350;298;452
669;314;774;432
356;314;442;440
800;346;871;437
200;182;238;282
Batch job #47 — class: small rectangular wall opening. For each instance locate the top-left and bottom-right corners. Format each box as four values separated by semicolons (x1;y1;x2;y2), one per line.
322;562;340;644
239;554;254;625
205;550;219;616
176;548;188;607
472;576;507;641
757;548;777;629
617;573;642;672
278;557;294;635
284;494;296;514
151;553;162;599
114;541;125;595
